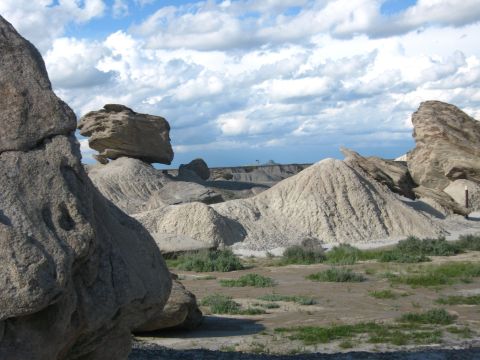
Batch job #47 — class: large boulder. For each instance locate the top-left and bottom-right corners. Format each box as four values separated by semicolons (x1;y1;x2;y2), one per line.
179;158;210;181
78;104;174;164
0;15;171;360
134;274;202;332
407;101;480;190
341;147;416;199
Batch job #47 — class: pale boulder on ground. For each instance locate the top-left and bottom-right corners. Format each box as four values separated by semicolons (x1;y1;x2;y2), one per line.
444;179;480;211
0;15;171;360
134;274;202;332
78;104;174;164
408;101;480;190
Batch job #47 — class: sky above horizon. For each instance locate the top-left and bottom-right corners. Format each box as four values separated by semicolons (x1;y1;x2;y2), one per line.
1;0;480;167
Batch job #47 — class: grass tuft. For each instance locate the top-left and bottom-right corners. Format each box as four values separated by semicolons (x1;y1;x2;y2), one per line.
307;267;366;282
369;289;397;299
220;273;276;287
398;308;456;325
201;294;266;315
436;295;480;305
170;249;244;272
257;294;317;305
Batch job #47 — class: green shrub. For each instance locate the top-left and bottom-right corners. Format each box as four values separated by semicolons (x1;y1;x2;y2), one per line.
307;268;366;282
456;234;480;251
280;245;326;265
436;295;480;305
201;294;241;314
174;249;244;272
369;289;397;299
326;244;362;265
398;308;456;325
397;236;460;256
220;273;276;287
257;294;317;305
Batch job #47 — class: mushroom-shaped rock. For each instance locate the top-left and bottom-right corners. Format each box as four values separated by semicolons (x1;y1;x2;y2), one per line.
179;158;210;180
407;101;480;190
78;104;174;164
0;15;171;360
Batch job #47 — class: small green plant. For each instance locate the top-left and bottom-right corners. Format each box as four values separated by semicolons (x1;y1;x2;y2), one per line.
194;275;217;280
456;234;480;251
220;273;276;287
259;302;280;309
326;244;362;265
201;294;241;314
369;289;397;299
398;308;456;325
173;249;244;272
307;268;366;282
446;326;474;338
279;245;326;265
257;294;317;305
436;295;480;305
388;262;480;287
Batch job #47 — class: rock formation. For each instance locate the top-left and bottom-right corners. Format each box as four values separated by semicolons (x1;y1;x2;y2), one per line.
341;147;416;199
211;159;443;251
179;158;210;181
407;101;480;190
444;179;480;211
134;274;202;332
78;104;174;164
0;16;171;360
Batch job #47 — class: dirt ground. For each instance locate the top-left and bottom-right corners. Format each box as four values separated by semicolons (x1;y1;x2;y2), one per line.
134;251;480;355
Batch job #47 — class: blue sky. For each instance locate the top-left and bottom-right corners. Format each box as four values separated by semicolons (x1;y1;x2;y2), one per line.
1;0;480;168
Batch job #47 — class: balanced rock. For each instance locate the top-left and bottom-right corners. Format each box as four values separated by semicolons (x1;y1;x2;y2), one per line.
134;274;202;332
179;158;210;181
408;101;480;190
341;147;415;199
78;104;173;164
0;16;171;360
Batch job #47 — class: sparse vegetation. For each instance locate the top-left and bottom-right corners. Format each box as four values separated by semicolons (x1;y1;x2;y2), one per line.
307;267;366;282
456;234;480;251
170;249;244;272
388;262;480;287
398;308;456;325
326;244;362;265
201;294;266;315
369;289;397;299
257;294;317;305
436;295;480;305
220;273;276;287
279;245;326;265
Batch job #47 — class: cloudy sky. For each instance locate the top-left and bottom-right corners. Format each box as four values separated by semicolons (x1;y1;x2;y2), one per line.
1;0;480;167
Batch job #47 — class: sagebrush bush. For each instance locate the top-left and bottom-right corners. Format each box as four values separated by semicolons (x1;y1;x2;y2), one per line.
174;249;244;272
326;244;362;265
398;308;456;325
456;234;480;251
280;245;326;265
307;268;366;282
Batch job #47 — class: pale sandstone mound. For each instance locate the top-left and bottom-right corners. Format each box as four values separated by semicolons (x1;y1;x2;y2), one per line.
212;159;443;251
444;179;480;211
133;202;245;253
134;274;202;332
341;147;415;199
0;16;171;360
408;101;480;190
87;157;222;214
78;104;173;164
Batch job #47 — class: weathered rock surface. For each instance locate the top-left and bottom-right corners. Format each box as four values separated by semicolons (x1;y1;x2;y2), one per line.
179;158;210;181
444;179;480;211
413;185;469;216
153;182;223;206
341;147;416;199
134;274;202;332
0;16;171;360
78;104;173;164
211;159;443;251
407;101;480;190
0;17;76;153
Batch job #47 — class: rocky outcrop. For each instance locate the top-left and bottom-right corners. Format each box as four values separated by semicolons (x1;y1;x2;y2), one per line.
407;101;480;190
341;147;416;199
179;158;210;181
444;179;480;211
134;274;202;332
210;159;443;251
413;185;469;216
78;104;174;164
0;16;171;360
